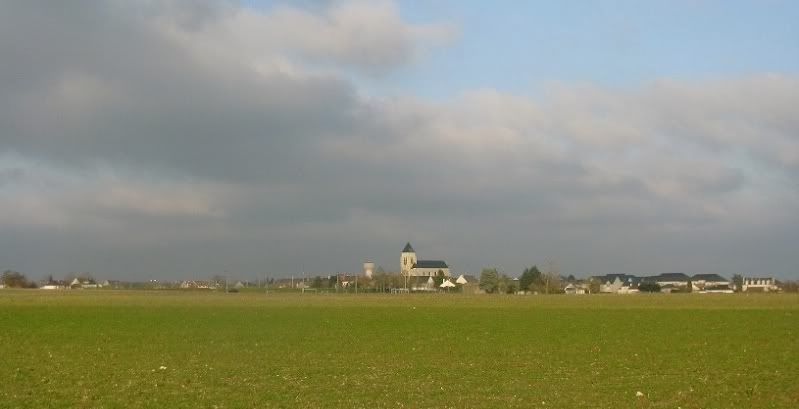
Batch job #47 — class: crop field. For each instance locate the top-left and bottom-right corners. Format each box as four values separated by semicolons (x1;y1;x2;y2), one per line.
1;291;797;408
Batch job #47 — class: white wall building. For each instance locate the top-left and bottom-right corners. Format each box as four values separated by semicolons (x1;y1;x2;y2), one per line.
742;277;778;292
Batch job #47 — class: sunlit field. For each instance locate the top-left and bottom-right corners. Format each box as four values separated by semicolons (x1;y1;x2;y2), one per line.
1;290;797;408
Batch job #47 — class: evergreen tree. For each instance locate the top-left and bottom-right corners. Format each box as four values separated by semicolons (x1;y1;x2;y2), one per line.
434;270;446;287
479;268;499;293
519;265;542;292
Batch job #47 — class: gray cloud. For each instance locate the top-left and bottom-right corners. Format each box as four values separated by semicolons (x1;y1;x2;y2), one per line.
1;1;798;280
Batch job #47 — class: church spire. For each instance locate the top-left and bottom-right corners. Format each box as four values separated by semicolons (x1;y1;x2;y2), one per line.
402;242;415;253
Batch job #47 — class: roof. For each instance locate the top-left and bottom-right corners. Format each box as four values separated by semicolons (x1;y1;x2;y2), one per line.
593;274;638;284
413;260;448;269
692;273;728;282
402;242;415;253
652;273;691;282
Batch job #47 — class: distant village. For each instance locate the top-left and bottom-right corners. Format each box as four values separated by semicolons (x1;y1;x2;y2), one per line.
1;242;795;294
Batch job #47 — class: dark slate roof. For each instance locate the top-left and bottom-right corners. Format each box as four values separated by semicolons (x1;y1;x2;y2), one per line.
692;273;728;282
593;274;638;284
413;260;448;269
402;242;415;253
651;273;691;282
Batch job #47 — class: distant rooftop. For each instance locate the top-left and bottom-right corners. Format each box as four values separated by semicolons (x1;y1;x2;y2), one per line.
692;273;728;282
413;260;448;269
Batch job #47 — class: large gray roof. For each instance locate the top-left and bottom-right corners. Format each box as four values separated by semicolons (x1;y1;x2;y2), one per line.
653;273;691;282
593;274;638;284
413;260;448;269
692;273;728;282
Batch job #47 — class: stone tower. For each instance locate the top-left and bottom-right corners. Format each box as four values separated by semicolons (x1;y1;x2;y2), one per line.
400;242;417;276
363;261;374;279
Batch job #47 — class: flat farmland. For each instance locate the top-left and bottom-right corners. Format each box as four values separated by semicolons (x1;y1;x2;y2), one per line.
1;291;797;408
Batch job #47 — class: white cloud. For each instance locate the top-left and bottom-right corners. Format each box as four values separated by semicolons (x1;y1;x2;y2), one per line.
153;0;456;75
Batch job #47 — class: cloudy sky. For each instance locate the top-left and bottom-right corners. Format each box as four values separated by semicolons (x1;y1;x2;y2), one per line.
2;0;798;280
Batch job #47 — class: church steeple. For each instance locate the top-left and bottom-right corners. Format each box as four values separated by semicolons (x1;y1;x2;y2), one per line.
400;242;417;276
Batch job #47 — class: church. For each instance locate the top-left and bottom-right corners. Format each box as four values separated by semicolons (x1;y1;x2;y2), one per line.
400;242;451;277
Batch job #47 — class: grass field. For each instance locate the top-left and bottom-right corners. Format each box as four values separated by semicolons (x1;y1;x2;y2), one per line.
1;291;797;408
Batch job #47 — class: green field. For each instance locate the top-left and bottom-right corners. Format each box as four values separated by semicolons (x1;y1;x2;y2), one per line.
1;291;797;408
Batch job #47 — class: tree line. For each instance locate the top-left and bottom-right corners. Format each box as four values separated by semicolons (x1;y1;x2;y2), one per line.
478;265;571;294
1;270;37;288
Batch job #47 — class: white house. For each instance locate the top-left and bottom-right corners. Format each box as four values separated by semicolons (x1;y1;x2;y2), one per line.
651;273;692;289
596;274;639;294
691;274;732;293
564;283;587;295
742;277;778;292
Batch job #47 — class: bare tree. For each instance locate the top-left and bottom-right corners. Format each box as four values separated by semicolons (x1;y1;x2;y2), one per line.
544;259;560;294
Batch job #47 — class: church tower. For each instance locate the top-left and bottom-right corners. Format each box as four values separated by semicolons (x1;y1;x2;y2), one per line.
400;242;417;276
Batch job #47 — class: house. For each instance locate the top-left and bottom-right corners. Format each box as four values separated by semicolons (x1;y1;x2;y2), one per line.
99;280;123;289
40;281;67;290
179;280;217;289
179;280;197;289
400;243;451;278
650;273;692;289
564;283;588;295
742;277;778;292
594;274;639;294
70;278;98;289
39;279;68;290
691;274;731;292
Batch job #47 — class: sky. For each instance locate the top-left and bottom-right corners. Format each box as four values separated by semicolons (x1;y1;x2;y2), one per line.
1;0;798;280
